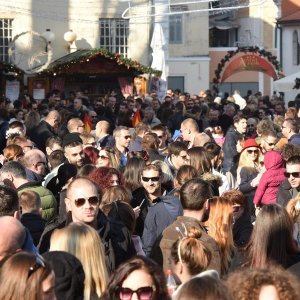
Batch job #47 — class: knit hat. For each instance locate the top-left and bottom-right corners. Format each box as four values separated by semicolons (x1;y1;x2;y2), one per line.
241;138;259;152
43;251;85;300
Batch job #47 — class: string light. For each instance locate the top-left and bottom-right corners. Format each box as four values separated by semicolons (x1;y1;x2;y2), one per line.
38;48;161;76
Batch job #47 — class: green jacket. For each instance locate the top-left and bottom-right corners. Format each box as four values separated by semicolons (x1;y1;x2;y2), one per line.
17;182;57;221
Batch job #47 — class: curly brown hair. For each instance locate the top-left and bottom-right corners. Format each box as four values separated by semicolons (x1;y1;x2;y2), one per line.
226;266;300;300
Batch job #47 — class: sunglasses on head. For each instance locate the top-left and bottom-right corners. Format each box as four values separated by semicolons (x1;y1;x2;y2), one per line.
73;196;99;207
142;176;160;182
116;286;156;300
284;172;300;178
28;254;46;278
247;149;259;154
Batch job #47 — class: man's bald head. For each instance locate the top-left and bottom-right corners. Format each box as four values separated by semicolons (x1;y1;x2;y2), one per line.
21;149;47;175
66;177;98;199
181;118;199;133
67;118;85;134
45;110;61;130
95;120;110;136
0;216;25;261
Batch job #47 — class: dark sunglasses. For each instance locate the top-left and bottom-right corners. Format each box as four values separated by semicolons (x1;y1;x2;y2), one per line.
116;286;156;300
99;155;109;160
247;149;259;154
247;124;255;128
284;172;300;178
28;255;46;278
263;140;276;146
124;135;131;140
142;176;160;182
74;196;99;207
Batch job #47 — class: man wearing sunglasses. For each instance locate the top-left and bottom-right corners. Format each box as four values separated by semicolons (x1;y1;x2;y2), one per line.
277;156;300;207
38;178;135;271
114;126;131;168
136;164;182;256
260;129;277;154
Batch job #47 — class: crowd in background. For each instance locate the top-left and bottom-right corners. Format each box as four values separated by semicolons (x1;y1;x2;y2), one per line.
0;87;300;299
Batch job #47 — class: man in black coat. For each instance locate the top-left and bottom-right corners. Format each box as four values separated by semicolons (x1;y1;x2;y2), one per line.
222;112;247;173
38;177;135;272
28;110;61;152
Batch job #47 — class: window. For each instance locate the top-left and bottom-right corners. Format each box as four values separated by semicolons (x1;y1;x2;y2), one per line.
0;19;13;62
99;19;129;56
293;30;299;65
169;15;182;44
209;27;237;47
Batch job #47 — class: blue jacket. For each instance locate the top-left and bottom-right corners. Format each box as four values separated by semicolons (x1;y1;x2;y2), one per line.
289;133;300;146
142;193;183;256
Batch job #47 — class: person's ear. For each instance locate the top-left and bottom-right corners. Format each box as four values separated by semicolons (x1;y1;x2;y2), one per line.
205;198;210;210
45;147;51;156
65;198;72;212
38;207;43;216
13;210;20;220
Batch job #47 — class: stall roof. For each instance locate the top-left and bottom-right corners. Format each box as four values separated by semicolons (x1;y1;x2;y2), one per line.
0;61;24;75
38;48;161;76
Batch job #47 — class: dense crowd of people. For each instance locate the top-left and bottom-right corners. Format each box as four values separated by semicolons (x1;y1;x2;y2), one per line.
0;88;300;299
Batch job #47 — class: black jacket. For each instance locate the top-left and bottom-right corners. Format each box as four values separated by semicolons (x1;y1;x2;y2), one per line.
223;126;244;173
20;213;47;246
233;211;253;248
28;120;56;151
142;193;183;256
276;179;294;207
38;210;136;272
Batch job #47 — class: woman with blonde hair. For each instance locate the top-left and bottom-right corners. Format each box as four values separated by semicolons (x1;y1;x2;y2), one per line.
205;196;235;275
50;222;108;299
170;227;214;297
237;139;263;216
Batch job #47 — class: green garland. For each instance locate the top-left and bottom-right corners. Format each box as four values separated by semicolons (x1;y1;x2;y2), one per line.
0;61;24;76
212;46;283;84
39;48;162;76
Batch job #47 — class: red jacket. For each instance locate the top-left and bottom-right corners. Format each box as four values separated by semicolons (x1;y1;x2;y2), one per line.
253;151;286;206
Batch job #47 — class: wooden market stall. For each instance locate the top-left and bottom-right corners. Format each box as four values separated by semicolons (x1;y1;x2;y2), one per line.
28;49;160;99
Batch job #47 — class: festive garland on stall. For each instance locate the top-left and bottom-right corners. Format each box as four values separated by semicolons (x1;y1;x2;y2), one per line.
212;46;283;84
39;48;162;76
0;61;24;76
